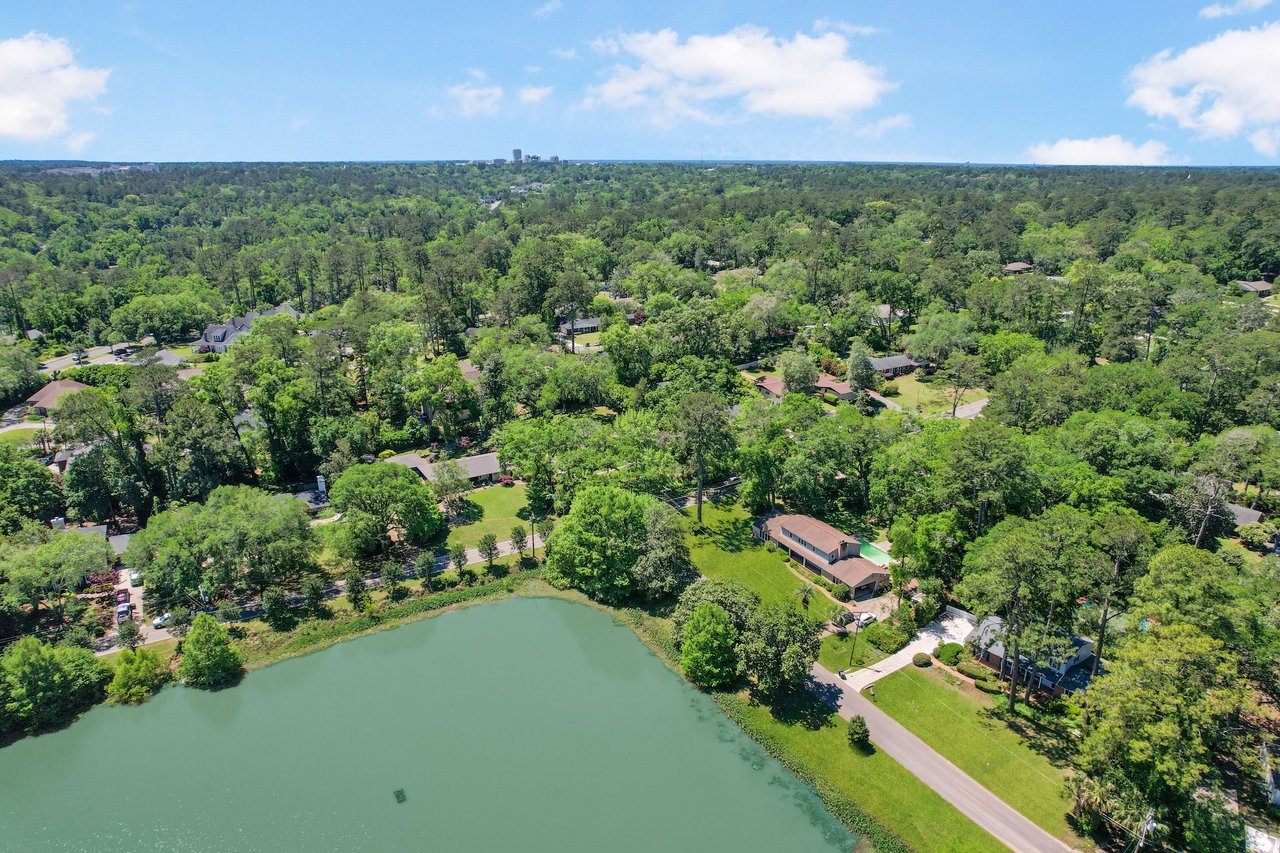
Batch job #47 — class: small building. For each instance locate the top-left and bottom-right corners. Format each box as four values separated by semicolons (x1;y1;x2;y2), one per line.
758;514;889;600
558;317;602;337
1237;280;1275;297
815;373;856;401
753;374;785;401
386;451;502;487
965;615;1102;697
107;533;133;558
867;354;925;377
1003;261;1034;274
25;329;45;341
1229;502;1264;528
26;379;89;415
194;302;299;354
457;359;482;385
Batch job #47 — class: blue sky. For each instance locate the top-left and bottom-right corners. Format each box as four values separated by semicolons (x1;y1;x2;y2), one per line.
3;0;1280;164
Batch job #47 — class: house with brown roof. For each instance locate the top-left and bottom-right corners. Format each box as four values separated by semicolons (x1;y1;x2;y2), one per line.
26;379;89;415
758;514;889;599
753;374;785;401
1003;261;1034;274
815;373;856;401
1237;280;1275;297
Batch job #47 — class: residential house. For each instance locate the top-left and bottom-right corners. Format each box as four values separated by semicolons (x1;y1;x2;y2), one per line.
1237;280;1275;297
1229;502;1265;528
758;514;889;600
457;359;482;385
26;379;88;415
815;372;857;401
752;374;785;401
558;317;602;337
965;615;1102;697
386;451;502;487
1003;261;1034;274
867;354;925;377
194;302;299;353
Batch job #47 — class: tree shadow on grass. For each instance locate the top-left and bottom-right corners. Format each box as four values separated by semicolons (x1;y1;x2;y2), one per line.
984;704;1078;769
692;500;758;554
769;682;843;731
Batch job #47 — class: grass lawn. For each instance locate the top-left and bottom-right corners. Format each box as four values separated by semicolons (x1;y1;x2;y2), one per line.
722;692;1003;853
569;331;601;347
101;637;179;666
0;427;41;446
873;666;1083;846
883;373;986;417
684;499;839;622
444;483;529;551
818;631;887;674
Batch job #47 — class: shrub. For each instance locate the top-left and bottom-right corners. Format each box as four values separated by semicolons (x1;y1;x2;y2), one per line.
107;648;170;705
1237;521;1277;552
767;541;777;552
863;619;910;653
498;474;515;487
846;714;871;750
956;660;992;681
822;391;839;405
912;652;930;667
974;679;1004;694
882;381;899;396
832;583;851;602
262;586;293;631
377;449;395;459
934;642;964;667
216;601;241;624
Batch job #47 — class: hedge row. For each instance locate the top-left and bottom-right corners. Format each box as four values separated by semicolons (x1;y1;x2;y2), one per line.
955;660;992;681
714;694;911;853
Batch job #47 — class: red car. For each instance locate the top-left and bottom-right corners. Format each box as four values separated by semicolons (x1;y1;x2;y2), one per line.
115;589;130;604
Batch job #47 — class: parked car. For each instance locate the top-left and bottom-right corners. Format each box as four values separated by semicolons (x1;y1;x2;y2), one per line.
152;612;172;629
114;589;130;604
129;570;142;587
115;602;134;622
855;612;877;628
832;611;856;628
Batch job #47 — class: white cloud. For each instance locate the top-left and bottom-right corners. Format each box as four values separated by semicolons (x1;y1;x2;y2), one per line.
1128;22;1280;155
1026;135;1172;165
534;0;561;18
518;85;553;104
857;113;911;138
64;131;93;153
1199;0;1270;18
525;64;543;74
551;47;578;59
583;26;894;124
813;18;882;37
0;32;109;141
590;37;620;55
448;81;504;116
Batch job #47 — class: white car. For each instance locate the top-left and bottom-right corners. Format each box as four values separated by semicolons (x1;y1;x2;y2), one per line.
115;602;134;622
152;612;172;629
855;612;877;628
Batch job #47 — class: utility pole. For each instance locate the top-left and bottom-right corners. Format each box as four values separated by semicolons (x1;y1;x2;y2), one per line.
1134;807;1156;849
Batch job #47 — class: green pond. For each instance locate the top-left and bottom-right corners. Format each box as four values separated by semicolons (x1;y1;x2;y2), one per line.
0;597;857;851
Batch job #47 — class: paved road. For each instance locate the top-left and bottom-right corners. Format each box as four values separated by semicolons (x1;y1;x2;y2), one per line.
837;614;972;691
865;389;903;412
431;533;545;570
41;344;129;374
810;664;1070;853
948;398;990;420
0;419;51;434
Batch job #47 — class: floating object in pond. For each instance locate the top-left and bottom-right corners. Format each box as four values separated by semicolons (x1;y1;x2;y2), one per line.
394;789;406;804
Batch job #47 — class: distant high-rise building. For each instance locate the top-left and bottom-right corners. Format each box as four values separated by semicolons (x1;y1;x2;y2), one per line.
549;155;560;163
512;148;522;163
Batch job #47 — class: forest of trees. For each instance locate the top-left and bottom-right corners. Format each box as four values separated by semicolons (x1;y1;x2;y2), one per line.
1;161;1279;850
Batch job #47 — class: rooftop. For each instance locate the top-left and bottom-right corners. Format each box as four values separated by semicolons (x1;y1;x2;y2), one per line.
26;379;88;409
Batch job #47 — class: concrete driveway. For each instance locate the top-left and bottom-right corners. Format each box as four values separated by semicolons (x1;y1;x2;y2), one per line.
838;614;972;691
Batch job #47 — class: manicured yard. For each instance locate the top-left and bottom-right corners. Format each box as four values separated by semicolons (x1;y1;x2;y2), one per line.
0;427;41;446
818;631;887;674
444;483;529;551
568;331;601;347
685;499;838;622
722;693;1003;853
872;666;1082;846
882;373;986;417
